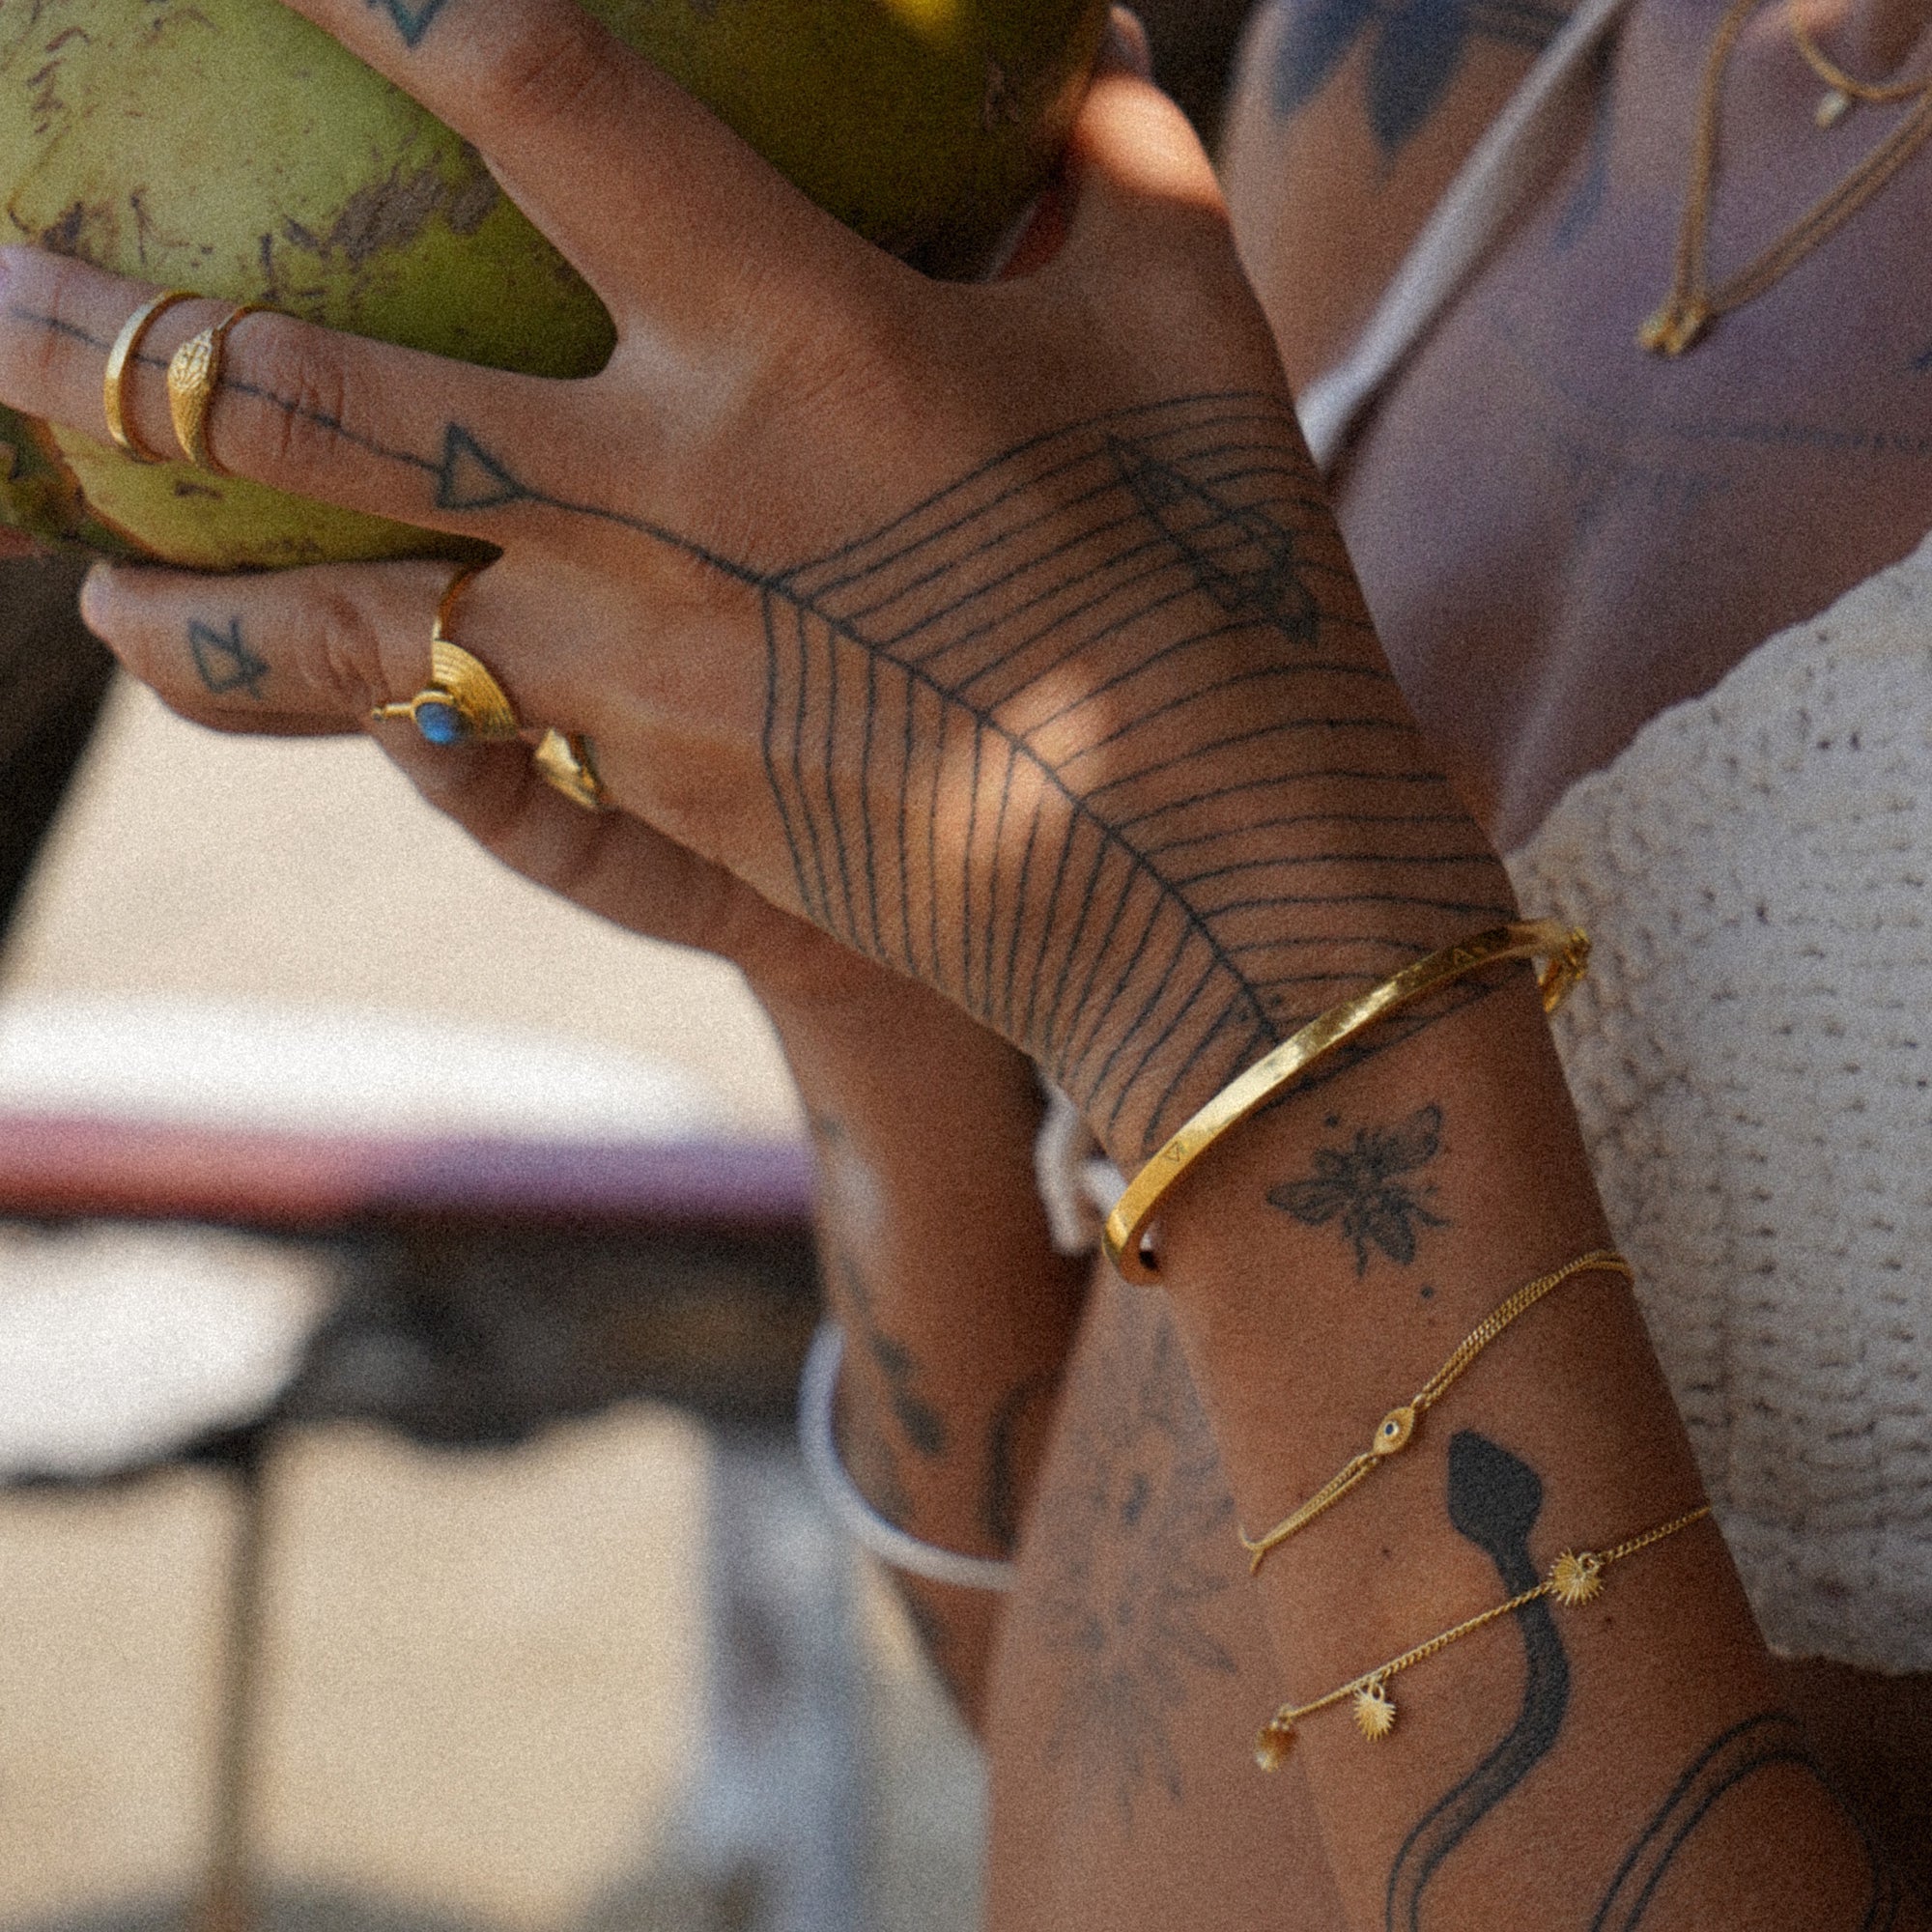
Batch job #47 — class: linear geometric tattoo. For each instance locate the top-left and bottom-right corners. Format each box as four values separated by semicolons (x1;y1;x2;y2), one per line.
26;326;1514;1155
758;395;1512;1151
435;423;532;512
187;617;270;700
368;0;450;48
1271;0;1572;156
1589;1712;1906;1931
1268;1101;1448;1272
1386;1432;1570;1930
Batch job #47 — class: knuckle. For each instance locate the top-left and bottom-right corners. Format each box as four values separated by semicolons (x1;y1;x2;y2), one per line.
477;8;623;132
223;320;355;484
532;817;605;904
310;580;393;709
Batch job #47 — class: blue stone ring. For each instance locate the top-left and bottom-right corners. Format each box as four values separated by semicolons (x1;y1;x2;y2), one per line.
371;565;522;746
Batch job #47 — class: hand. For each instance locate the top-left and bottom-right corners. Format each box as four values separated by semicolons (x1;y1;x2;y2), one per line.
0;0;1510;1162
21;9;1159;1004
68;547;908;1004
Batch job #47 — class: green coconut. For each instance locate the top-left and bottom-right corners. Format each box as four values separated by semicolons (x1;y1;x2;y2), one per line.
0;0;1109;567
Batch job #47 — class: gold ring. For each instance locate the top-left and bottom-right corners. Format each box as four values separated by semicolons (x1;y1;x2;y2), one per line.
165;301;272;473
534;729;609;810
104;289;197;462
371;565;523;745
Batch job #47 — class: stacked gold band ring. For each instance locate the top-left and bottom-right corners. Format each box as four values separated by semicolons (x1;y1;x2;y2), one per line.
103;292;273;473
103;290;197;462
166;301;271;475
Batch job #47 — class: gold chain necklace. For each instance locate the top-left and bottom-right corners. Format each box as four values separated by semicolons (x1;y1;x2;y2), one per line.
1639;0;1932;355
1790;0;1932;124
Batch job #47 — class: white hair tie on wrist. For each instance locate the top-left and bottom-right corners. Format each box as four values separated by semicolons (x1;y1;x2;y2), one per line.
798;1321;1016;1593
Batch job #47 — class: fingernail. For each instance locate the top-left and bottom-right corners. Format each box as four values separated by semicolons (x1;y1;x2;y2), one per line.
1100;7;1153;79
77;561;116;636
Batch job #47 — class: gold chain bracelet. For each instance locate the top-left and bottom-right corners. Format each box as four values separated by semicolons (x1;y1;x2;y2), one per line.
1253;1502;1713;1769
1103;921;1591;1284
1239;1249;1633;1574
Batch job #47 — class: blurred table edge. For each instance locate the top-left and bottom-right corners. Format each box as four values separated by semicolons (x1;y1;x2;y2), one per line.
0;1111;817;1233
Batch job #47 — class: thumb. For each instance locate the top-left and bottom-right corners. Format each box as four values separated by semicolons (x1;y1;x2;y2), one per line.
1058;12;1227;273
1095;5;1153;81
997;7;1158;278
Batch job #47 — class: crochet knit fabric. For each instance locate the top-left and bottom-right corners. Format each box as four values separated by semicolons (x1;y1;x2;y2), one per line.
1508;531;1932;1673
1035;535;1932;1670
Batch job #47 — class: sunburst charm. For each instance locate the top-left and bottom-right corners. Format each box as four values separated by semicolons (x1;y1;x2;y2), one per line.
1549;1548;1605;1605
1353;1680;1397;1741
1254;1717;1296;1772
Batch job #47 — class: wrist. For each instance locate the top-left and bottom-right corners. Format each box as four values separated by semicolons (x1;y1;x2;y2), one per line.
1051;843;1523;1171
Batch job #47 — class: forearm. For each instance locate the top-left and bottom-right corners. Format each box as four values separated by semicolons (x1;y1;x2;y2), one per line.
743;383;1912;1903
750;961;1088;1727
1017;444;1921;1914
1140;977;1913;1924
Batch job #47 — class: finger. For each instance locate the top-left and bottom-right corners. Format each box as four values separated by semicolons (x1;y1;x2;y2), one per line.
85;546;766;955
0;256;597;547
383;730;756;956
80;554;469;735
1099;6;1155;80
269;0;868;330
1055;28;1229;272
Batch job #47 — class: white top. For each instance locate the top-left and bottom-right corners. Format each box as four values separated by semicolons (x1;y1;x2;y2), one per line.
1508;533;1932;1671
1285;0;1932;1671
1042;542;1932;1671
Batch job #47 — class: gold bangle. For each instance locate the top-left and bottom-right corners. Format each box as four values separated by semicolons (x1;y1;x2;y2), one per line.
1253;1502;1712;1768
1238;1249;1632;1574
1102;921;1591;1283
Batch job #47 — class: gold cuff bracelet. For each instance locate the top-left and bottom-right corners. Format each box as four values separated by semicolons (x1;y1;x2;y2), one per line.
1103;921;1591;1282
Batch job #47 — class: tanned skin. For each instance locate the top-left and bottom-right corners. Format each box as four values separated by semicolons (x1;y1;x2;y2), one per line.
5;0;1926;1920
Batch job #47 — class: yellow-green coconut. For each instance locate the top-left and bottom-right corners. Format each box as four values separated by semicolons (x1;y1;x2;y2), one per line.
0;0;1108;566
